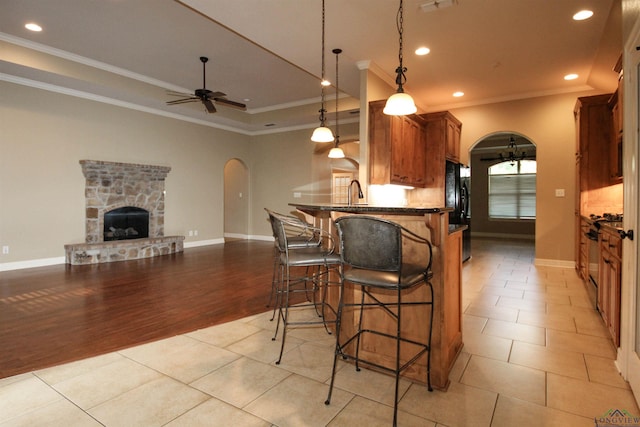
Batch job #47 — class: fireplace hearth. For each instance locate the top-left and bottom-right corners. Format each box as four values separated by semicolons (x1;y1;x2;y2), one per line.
65;160;184;265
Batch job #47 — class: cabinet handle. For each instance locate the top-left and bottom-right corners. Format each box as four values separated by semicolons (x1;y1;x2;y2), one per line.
619;229;634;241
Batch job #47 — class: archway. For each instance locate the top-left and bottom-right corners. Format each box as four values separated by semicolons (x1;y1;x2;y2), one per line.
469;132;537;241
223;159;249;241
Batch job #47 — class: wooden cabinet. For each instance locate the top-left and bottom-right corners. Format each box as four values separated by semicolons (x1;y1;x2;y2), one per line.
369;100;427;187
443;228;463;376
574;94;614;214
608;74;623;183
576;218;589;281
598;227;622;346
421;111;462;162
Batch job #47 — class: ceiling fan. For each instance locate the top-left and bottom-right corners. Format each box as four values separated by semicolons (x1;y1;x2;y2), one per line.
166;56;246;114
480;136;536;164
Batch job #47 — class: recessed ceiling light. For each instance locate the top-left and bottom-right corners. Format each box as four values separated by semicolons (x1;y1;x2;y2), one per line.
564;73;579;81
453;91;464;97
415;47;431;56
25;22;42;32
573;10;593;21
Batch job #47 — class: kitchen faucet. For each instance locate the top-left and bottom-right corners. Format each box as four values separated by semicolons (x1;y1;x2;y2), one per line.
347;179;364;206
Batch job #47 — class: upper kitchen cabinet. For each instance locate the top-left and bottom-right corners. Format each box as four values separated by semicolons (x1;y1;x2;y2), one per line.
421;111;463;163
608;59;623;184
369;100;427;188
574;94;614;214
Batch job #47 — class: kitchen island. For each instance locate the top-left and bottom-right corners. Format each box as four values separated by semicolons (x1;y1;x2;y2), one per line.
289;203;464;390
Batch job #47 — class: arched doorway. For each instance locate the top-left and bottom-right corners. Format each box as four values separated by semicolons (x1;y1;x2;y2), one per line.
223;159;249;241
469;132;537;241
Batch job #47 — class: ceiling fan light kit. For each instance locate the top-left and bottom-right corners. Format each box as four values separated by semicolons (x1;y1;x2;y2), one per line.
384;0;418;116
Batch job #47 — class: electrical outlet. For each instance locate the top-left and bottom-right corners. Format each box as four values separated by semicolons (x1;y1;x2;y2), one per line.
188;230;193;237
194;230;198;236
2;246;9;255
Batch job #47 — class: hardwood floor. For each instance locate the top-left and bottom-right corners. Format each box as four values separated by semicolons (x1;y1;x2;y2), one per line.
0;241;284;379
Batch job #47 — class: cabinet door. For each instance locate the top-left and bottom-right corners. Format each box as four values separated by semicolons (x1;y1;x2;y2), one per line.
598;236;610;320
578;219;589;280
609;256;621;346
446;119;461;162
390;116;426;187
390;115;407;184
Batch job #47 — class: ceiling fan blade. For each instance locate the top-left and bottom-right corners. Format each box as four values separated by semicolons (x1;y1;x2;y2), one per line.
202;98;217;113
166;97;199;105
166;90;193;98
213;97;247;110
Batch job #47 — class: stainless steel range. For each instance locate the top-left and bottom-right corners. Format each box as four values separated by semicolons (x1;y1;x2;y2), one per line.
585;213;623;309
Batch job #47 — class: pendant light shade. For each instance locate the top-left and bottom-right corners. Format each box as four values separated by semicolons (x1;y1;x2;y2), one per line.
311;126;335;143
311;0;335;142
384;0;417;116
328;147;345;158
383;92;417;115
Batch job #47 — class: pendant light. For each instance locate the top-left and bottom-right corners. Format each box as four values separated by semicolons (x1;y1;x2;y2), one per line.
311;0;335;142
383;0;418;116
328;48;345;159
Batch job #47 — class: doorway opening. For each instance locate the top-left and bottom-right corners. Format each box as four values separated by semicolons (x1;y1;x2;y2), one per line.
223;159;249;242
469;132;537;241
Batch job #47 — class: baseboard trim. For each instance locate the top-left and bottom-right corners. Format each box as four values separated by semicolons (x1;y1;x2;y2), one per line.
534;258;575;268
471;232;535;241
0;257;66;272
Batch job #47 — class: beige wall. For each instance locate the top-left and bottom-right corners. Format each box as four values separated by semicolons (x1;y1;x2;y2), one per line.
0;81;250;265
449;91;608;262
0;77;615;267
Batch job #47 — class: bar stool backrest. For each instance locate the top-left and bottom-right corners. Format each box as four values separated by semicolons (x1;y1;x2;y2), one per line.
335;216;403;272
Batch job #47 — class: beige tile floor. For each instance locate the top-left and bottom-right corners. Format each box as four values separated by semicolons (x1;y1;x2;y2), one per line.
1;238;639;426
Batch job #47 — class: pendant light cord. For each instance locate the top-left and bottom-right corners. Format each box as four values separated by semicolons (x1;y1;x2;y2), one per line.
319;0;328;125
395;0;408;91
334;48;341;146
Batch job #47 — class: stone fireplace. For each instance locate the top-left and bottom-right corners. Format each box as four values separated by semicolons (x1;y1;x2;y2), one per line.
65;160;184;265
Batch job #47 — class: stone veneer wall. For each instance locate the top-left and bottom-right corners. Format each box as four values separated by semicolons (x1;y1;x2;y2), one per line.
81;160;171;243
64;160;184;265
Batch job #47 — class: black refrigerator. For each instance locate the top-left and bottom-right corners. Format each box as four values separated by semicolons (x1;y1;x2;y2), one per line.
446;161;471;262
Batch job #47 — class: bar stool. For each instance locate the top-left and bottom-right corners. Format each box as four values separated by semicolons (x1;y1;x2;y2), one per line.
265;209;321;310
325;215;434;427
266;209;341;364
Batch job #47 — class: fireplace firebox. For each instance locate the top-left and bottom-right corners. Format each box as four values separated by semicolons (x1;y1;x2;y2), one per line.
104;207;149;241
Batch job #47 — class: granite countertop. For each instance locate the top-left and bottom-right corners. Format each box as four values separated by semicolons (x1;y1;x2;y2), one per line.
449;224;468;234
289;202;453;215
